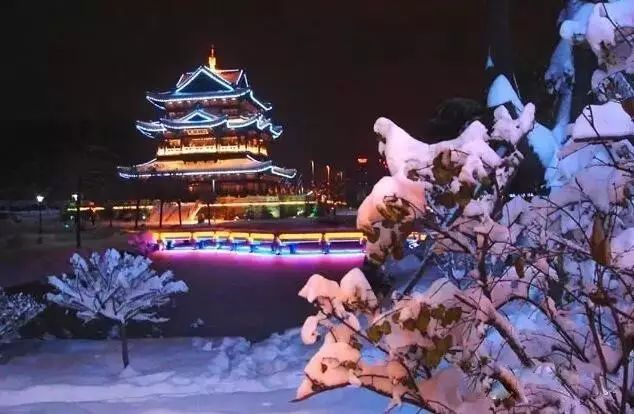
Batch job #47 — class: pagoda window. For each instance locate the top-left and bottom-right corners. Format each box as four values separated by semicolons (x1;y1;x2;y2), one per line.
168;139;181;147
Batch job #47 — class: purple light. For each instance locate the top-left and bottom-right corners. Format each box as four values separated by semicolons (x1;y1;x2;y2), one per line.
158;246;364;259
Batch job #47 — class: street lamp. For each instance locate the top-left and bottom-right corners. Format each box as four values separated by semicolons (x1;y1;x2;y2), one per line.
310;160;315;184
36;194;44;244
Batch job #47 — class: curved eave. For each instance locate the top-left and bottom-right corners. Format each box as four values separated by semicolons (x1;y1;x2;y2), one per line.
146;89;251;108
135;121;165;138
161;119;228;131
118;161;296;180
248;91;272;111
227;115;283;138
271;166;297;179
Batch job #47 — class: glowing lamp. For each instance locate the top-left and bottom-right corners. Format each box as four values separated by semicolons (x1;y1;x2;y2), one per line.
357;157;368;164
36;195;44;203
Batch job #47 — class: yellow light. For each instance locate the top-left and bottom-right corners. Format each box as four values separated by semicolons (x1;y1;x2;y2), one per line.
194;231;215;239
66;205;153;212
66;207;105;212
206;200;311;207
229;232;250;240
249;232;275;241
279;233;323;241
214;231;230;238
113;205;154;210
160;232;193;239
324;232;364;241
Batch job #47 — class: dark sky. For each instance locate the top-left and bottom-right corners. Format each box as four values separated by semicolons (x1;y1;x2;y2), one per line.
0;0;561;196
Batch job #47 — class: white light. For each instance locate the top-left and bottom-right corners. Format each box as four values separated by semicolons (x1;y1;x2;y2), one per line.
71;194;78;201
174;66;234;93
36;195;44;203
118;163;297;179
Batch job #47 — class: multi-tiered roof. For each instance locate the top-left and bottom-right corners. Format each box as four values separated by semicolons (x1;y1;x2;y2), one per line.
118;48;296;181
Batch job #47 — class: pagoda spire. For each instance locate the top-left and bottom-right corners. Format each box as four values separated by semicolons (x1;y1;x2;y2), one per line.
208;45;217;71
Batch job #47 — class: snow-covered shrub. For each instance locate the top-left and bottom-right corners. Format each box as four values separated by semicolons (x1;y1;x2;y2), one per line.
296;94;634;412
47;249;188;367
0;289;44;343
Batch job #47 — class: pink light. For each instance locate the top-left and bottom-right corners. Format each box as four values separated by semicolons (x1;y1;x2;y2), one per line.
155;247;364;259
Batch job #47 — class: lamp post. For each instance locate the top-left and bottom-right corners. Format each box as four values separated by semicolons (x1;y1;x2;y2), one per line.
310;160;315;184
36;194;44;244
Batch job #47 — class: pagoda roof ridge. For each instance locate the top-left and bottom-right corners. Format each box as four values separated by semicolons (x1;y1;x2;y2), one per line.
176;67;248;88
173;65;235;94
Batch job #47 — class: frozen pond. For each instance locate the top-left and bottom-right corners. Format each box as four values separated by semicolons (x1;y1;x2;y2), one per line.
150;250;364;340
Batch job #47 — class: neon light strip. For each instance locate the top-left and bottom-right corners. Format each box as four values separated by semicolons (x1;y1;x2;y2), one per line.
138;113;281;138
66;205;155;212
249;91;272;110
236;70;246;86
174;66;234;93
279;232;323;241
136;122;165;131
118;164;296;179
159;248;364;258
271;167;295;178
147;89;249;103
204;200;310;207
157;231;364;242
163;119;227;129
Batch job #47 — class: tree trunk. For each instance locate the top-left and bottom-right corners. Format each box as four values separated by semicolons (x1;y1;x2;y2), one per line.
159;199;164;229
76;177;82;249
120;322;130;368
177;200;182;226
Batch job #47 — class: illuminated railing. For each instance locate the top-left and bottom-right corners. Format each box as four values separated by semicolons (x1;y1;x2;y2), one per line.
154;230;368;255
66;205;154;212
152;229;428;257
157;145;267;156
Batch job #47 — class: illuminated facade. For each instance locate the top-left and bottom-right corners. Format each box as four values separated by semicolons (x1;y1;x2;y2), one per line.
118;48;298;219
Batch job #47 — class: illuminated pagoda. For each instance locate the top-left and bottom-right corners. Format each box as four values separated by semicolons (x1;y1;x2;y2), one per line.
118;48;299;221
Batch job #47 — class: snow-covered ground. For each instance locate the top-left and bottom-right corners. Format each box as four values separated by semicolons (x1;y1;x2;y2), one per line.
0;329;416;413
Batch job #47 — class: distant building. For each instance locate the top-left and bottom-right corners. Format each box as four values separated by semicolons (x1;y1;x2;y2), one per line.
118;48;304;222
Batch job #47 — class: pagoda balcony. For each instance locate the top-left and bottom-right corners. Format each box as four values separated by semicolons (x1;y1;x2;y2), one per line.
157;144;268;157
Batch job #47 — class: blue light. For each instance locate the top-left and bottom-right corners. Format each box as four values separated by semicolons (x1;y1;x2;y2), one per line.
159;246;364;258
146;89;250;105
249;91;272;110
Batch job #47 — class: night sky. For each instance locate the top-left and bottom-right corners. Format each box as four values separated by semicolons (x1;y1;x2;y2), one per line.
0;0;561;198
